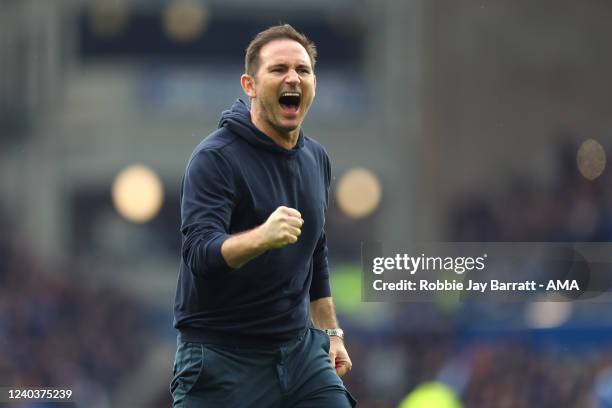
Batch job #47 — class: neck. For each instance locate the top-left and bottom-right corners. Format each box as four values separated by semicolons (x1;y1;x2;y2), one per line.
250;110;299;150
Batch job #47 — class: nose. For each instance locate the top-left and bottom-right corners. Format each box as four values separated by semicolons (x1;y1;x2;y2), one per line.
285;69;300;84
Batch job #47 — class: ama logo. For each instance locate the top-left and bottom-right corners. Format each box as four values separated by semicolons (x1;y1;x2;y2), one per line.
546;280;579;291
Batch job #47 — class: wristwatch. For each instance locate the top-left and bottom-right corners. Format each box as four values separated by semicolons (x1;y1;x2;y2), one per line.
323;328;344;340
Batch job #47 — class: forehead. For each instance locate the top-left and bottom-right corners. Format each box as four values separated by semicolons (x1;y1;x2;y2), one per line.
258;39;312;67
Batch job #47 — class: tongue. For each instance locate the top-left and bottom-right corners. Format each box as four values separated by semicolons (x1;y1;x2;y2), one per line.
280;103;298;115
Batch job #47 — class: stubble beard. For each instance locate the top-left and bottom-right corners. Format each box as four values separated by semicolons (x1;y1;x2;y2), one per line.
257;98;301;141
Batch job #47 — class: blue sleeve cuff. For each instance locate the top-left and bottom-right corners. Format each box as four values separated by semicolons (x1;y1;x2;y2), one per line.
309;273;331;301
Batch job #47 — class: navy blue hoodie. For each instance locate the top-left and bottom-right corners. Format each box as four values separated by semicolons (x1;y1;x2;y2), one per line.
174;99;331;346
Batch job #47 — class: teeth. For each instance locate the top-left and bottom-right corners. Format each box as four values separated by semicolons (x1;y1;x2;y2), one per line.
280;92;301;97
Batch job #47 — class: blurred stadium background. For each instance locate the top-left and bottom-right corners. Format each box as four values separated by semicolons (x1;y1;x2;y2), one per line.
1;0;612;407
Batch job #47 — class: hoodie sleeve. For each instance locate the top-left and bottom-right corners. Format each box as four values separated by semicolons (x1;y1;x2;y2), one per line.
181;148;235;278
309;150;332;300
310;230;331;300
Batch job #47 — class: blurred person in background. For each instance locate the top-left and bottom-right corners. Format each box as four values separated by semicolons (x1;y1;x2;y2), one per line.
171;24;355;407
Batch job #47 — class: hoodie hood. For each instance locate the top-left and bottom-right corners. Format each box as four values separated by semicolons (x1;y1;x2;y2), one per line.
219;99;304;156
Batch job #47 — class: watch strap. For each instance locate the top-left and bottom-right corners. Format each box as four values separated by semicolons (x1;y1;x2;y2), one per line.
323;328;344;339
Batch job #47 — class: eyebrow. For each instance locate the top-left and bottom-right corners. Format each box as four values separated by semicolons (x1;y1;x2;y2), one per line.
267;63;311;71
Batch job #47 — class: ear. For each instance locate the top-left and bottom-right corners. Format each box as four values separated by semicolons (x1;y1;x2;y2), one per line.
240;74;256;98
313;74;317;94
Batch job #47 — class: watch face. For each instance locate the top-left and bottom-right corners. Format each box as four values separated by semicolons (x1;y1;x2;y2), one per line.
325;328;344;339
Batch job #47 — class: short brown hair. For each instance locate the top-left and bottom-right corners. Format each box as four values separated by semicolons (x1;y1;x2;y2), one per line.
245;24;317;77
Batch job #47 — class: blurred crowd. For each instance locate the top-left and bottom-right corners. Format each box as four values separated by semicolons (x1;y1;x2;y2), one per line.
340;331;612;407
461;342;602;408
450;136;612;242
0;212;152;407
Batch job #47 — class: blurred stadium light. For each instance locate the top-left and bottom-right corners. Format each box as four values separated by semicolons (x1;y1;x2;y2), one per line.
112;164;165;223
162;0;209;43
336;167;382;219
577;138;606;181
525;301;573;329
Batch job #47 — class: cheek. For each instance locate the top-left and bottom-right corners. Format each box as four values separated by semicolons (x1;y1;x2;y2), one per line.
303;92;315;108
262;87;278;104
255;88;272;106
304;84;315;103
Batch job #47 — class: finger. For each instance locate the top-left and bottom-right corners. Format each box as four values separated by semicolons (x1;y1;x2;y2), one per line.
336;363;349;377
286;226;301;237
281;207;302;218
286;216;304;228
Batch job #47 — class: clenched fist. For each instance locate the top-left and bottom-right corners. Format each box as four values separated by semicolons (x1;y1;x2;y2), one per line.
258;206;304;250
220;206;304;268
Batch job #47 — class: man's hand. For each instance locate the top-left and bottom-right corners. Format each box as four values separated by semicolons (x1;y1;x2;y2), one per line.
329;336;352;377
221;206;302;268
310;298;351;377
257;206;304;249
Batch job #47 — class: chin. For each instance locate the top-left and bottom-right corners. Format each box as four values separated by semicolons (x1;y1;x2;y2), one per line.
275;120;300;133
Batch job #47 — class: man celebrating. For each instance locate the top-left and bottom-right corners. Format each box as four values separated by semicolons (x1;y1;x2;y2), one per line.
171;24;355;407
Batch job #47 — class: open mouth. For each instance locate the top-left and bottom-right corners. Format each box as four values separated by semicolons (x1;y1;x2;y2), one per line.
278;91;301;115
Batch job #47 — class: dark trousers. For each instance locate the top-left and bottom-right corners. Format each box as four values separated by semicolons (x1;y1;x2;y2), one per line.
170;328;357;408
